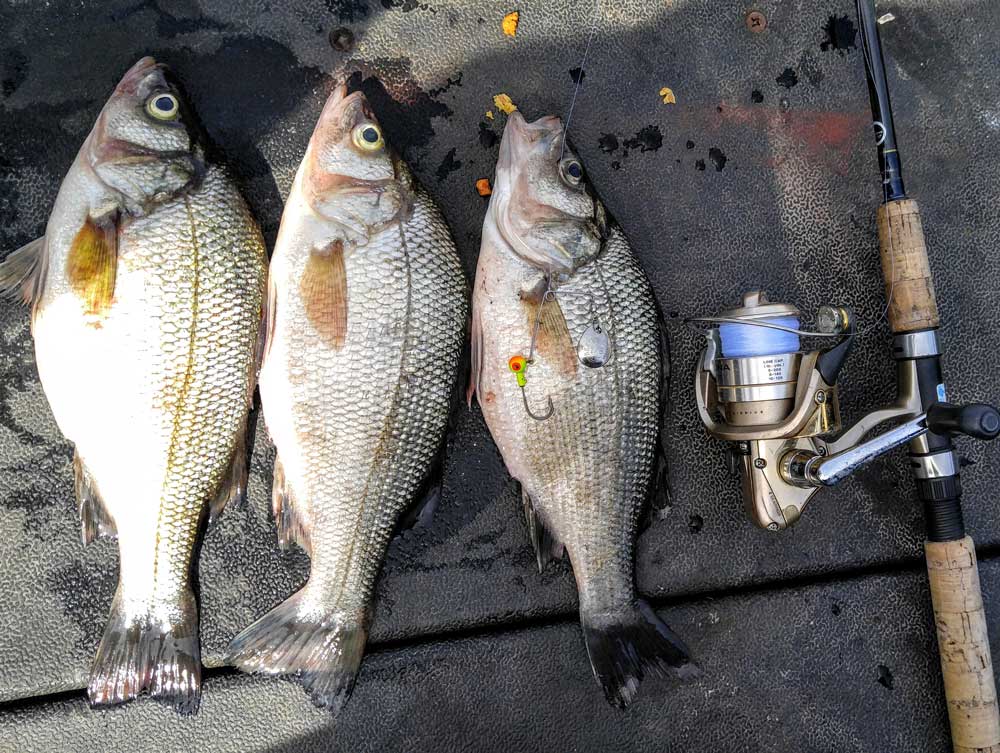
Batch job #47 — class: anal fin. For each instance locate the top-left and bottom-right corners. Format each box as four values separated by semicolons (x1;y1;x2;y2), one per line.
398;480;441;532
74;450;116;545
273;454;309;554
208;435;248;526
522;487;564;573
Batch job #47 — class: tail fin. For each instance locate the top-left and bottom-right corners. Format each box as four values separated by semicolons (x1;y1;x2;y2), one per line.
226;590;368;712
582;599;699;708
88;588;201;714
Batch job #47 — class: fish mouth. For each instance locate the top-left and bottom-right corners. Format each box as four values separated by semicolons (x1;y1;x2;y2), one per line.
317;85;373;133
115;56;164;95
498;111;563;170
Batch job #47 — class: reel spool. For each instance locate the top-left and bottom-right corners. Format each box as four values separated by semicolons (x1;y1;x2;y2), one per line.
714;293;802;427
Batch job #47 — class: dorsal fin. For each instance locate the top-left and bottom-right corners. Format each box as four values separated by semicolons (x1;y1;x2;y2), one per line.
0;236;47;312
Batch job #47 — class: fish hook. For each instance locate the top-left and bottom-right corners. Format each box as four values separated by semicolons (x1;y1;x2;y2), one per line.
520;385;555;421
509;354;555;421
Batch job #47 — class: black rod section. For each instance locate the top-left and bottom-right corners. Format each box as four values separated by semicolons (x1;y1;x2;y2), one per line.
857;0;906;201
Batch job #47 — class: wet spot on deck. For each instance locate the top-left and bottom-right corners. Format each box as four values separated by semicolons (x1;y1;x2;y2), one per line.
622;124;663;156
877;664;894;690
479;122;498;149
708;147;727;171
325;0;369;21
436;147;462;181
598;133;619;153
821;15;858;54
776;67;798;88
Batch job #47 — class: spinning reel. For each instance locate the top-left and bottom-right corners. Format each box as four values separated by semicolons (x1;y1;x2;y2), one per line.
695;291;1000;531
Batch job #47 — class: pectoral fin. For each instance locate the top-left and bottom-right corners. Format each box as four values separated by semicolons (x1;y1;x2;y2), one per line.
300;241;347;350
522;284;577;379
66;216;118;318
0;236;47;309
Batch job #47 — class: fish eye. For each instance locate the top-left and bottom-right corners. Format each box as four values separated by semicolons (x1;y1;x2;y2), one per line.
560;158;584;186
353;123;384;151
145;92;179;120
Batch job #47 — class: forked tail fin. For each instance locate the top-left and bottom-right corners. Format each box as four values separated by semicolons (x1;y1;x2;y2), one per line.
88;587;201;714
226;589;368;713
582;599;700;708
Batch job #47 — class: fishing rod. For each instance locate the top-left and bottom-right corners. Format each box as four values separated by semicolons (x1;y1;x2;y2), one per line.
691;3;1000;748
858;2;1000;748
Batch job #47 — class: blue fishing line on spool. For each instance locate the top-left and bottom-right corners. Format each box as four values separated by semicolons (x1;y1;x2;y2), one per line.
719;316;801;357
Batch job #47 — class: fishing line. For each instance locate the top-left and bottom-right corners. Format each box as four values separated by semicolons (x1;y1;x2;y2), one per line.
683;124;898;344
516;0;605;421
559;0;602;162
683;9;898;346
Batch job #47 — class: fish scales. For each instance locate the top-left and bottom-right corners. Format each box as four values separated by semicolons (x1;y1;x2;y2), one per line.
126;172;265;596
478;229;659;609
228;87;467;713
470;111;698;707
275;188;465;606
0;58;267;713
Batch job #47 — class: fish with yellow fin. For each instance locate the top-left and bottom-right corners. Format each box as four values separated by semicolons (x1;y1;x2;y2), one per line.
0;57;267;713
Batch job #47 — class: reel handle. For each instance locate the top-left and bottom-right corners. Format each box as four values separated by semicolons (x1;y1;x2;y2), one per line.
925;536;1000;752
928;402;1000;441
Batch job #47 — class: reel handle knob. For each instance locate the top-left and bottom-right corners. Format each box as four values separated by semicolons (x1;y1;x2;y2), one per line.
927;402;1000;441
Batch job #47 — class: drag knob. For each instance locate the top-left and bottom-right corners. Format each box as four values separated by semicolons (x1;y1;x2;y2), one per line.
926;402;1000;441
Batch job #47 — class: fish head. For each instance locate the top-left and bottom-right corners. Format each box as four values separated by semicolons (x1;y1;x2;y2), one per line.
491;111;606;276
88;57;205;214
302;85;405;231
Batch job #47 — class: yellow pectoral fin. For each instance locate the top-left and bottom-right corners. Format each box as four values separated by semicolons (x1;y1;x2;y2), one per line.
66;216;118;318
300;240;348;350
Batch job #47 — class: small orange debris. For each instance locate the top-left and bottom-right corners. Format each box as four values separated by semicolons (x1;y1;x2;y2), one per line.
659;86;677;104
485;110;495;120
476;178;492;196
502;11;519;37
493;93;517;114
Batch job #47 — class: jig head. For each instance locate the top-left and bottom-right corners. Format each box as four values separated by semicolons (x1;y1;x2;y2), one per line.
509;354;554;421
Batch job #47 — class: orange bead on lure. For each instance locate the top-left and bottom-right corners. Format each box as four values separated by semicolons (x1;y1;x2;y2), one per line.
508;354;528;387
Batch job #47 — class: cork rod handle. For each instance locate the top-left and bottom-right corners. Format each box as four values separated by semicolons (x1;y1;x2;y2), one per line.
925;537;1000;752
877;198;940;334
